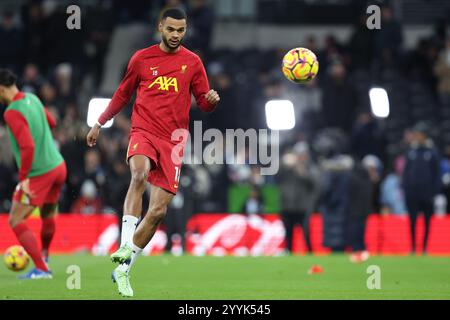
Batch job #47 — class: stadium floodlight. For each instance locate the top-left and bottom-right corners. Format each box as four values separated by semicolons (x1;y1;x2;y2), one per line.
265;100;295;130
87;98;113;128
369;88;390;118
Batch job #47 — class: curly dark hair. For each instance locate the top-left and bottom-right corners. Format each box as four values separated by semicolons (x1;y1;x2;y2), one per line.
0;69;17;87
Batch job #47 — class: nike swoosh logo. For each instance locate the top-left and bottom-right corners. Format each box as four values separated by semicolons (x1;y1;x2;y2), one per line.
150;67;159;70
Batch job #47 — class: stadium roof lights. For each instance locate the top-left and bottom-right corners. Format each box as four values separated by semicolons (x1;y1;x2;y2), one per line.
265;100;295;130
369;88;390;119
87;98;114;128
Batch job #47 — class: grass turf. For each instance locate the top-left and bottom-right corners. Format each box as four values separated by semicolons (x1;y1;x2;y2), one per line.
0;254;449;300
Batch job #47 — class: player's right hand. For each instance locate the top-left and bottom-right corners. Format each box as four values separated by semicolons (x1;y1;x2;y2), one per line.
86;124;101;147
20;179;36;198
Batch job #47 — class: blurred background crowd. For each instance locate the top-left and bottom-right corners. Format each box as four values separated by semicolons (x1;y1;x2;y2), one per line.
1;0;450;254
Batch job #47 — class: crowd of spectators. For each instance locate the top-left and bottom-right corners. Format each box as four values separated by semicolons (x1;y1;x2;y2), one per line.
0;1;450;254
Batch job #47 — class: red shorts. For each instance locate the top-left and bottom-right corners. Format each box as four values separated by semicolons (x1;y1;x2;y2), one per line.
126;131;185;194
13;161;67;207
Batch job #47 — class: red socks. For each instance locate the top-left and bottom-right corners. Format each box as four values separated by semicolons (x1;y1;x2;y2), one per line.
11;218;55;271
41;217;56;259
12;223;48;272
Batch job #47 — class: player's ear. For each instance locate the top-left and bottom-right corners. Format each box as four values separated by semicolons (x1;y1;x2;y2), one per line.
158;22;163;32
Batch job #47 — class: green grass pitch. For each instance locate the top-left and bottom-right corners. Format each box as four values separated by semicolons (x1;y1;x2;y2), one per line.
1;254;449;300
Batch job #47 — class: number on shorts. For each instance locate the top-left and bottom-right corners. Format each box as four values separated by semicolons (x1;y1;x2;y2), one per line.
174;166;181;184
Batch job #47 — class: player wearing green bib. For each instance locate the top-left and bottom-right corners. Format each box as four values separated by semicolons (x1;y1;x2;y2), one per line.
0;69;66;279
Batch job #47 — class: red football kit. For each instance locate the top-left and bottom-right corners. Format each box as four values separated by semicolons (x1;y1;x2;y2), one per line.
98;44;216;193
5;92;67;207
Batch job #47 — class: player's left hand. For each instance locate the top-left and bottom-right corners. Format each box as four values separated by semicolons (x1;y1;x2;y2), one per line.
205;90;220;105
20;179;36;198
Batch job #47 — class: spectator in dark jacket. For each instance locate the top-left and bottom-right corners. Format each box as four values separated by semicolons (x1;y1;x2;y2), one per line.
403;122;441;254
106;157;131;213
278;142;320;254
351;112;386;162
189;0;214;57
348;14;374;71
165;164;196;254
374;5;403;69
0;11;24;73
322;61;358;134
321;155;353;252
348;155;381;263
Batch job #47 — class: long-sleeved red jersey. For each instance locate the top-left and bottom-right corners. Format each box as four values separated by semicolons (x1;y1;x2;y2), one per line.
98;44;215;142
3;92;58;181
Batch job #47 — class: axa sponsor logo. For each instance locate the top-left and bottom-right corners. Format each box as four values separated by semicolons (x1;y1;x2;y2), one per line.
149;76;179;92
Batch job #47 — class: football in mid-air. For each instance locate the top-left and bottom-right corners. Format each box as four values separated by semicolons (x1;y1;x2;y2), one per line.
282;47;319;83
4;245;30;272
